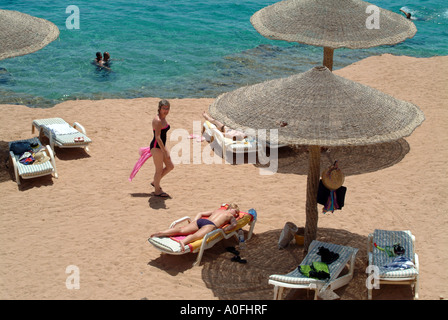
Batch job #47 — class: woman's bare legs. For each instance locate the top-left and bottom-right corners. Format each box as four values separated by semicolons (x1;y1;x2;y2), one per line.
202;111;225;132
151;148;174;195
151;222;215;253
150;221;199;238
179;225;215;252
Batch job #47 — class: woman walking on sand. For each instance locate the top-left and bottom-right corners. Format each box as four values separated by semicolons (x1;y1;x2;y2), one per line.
150;99;174;197
129;100;174;197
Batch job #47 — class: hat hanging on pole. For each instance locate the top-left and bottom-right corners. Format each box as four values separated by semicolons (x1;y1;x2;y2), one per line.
322;161;345;191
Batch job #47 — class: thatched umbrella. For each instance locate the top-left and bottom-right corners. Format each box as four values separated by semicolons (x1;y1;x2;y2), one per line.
0;10;59;60
250;0;416;70
209;66;424;249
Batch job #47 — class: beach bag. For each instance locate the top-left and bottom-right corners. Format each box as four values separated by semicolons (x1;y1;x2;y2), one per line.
278;222;298;249
10;141;32;155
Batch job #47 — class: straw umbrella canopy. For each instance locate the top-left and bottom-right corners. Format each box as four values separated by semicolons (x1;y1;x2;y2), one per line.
0;10;59;60
250;0;417;70
209;66;424;249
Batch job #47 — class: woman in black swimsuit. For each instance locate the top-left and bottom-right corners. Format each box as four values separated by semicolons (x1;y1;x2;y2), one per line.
151;100;174;197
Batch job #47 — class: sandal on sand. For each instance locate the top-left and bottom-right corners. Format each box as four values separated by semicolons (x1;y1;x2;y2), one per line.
154;192;170;198
231;255;247;264
226;247;240;256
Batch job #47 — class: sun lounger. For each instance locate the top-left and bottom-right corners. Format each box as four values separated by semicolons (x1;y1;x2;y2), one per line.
202;120;258;155
367;229;419;300
268;240;358;300
202;121;286;164
148;208;257;266
31;117;92;152
9;137;58;186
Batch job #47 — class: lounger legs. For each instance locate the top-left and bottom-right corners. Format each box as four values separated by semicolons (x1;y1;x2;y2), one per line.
273;286;283;300
10;153;20;186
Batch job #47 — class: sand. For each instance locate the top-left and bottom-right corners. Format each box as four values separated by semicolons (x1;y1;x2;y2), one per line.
0;54;447;300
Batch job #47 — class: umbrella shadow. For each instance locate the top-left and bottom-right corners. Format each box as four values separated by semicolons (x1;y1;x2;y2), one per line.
255;139;410;176
0;140;13;183
201;228;414;300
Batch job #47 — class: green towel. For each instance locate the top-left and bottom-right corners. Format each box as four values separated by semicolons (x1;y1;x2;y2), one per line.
298;262;330;280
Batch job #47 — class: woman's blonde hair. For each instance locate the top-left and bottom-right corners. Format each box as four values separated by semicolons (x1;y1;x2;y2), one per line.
157;99;170;114
228;203;240;214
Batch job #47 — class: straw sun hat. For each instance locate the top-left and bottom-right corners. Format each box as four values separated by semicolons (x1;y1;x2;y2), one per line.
322;162;345;191
0;10;60;60
33;150;50;165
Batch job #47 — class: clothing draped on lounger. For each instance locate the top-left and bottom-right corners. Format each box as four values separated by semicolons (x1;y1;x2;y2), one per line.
129;146;152;181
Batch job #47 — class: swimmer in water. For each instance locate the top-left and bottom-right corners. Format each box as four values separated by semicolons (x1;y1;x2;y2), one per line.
92;51;111;71
93;52;104;66
400;9;412;19
103;52;111;67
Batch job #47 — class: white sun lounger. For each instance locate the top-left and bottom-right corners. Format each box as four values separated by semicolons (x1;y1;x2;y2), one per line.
32;117;91;152
367;229;419;300
202;120;258;155
202;121;286;164
9;137;58;186
268;240;358;300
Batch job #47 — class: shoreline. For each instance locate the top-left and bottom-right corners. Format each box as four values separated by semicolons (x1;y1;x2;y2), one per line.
0;53;447;300
2;53;447;110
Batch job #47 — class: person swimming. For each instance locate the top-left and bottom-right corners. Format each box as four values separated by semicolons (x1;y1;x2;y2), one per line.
399;8;425;21
93;52;103;66
92;51;111;71
400;8;412;19
103;51;111;67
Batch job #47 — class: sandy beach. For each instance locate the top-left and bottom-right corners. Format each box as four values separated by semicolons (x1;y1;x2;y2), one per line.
0;54;447;300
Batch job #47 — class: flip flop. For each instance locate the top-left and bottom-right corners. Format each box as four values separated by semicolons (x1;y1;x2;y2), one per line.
154;192;170;198
226;247;240;256
231;255;247;264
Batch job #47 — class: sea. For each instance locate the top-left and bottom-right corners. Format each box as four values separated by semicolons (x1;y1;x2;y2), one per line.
0;0;447;108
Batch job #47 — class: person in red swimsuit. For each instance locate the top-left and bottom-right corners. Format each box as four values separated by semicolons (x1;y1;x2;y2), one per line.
150;100;174;197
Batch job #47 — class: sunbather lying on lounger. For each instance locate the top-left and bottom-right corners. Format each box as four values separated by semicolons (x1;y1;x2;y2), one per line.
150;203;240;252
202;111;247;141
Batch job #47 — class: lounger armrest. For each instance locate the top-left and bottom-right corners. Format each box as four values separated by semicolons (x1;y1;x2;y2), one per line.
202;228;235;246
414;253;419;271
368;252;373;266
45;145;58;178
9;151;20;184
169;216;192;228
203;228;224;241
366;233;374;259
45;144;55;160
73;122;87;135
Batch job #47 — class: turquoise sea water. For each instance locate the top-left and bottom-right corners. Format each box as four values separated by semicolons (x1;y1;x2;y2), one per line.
0;0;447;108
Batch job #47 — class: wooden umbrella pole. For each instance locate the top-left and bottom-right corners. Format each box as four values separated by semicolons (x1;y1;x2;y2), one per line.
304;145;321;252
323;47;334;71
